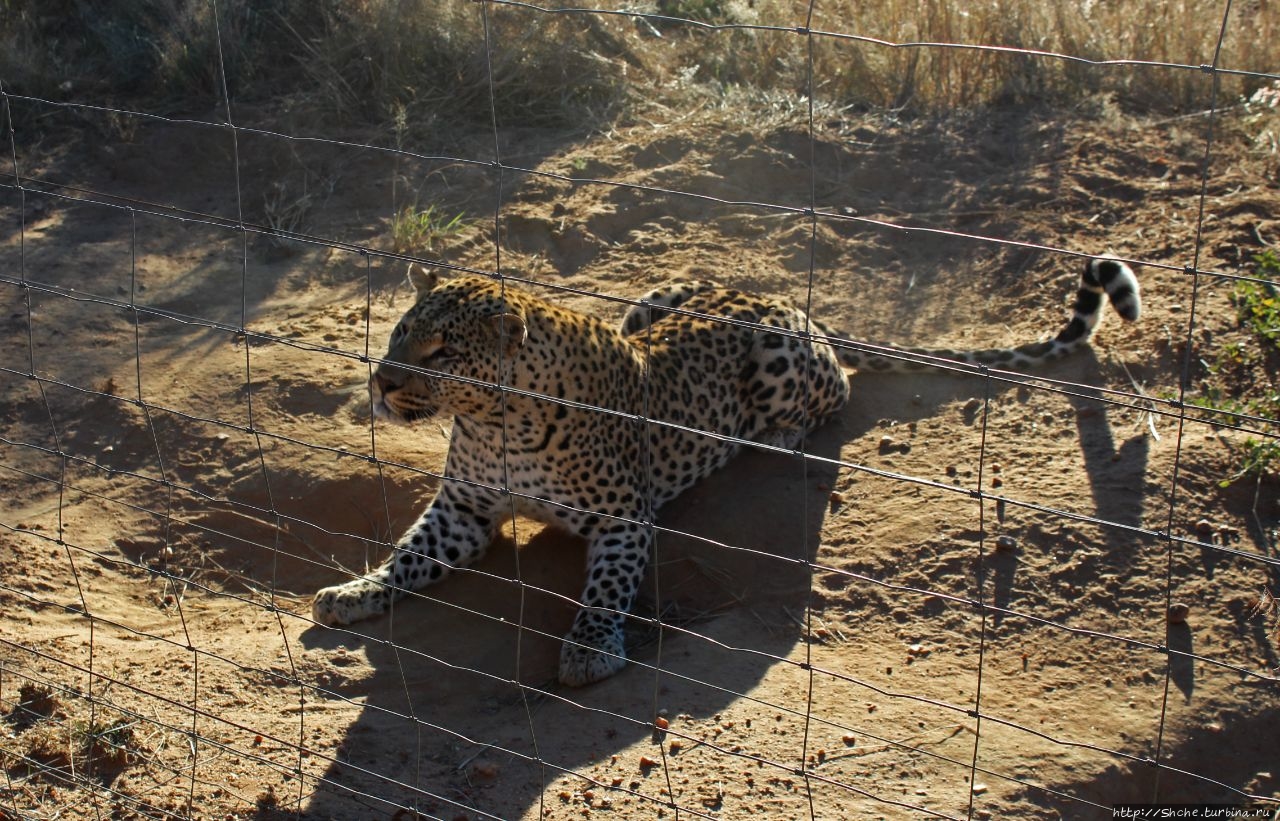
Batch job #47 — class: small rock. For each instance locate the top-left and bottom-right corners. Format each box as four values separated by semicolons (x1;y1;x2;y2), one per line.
995;535;1018;552
1195;518;1214;537
1167;602;1190;624
972;783;988;794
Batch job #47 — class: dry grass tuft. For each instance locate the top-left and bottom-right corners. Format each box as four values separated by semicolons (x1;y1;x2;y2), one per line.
391;204;470;257
12;715;141;782
3;682;142;786
7;683;58;729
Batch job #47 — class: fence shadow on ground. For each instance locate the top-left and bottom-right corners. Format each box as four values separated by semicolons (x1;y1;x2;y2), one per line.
1030;705;1279;816
294;420;848;819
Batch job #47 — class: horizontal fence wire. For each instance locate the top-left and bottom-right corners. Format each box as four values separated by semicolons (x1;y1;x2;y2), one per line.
2;1;1279;820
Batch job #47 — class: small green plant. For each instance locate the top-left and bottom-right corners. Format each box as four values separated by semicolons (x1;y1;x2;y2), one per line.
391;204;467;256
1190;250;1280;485
1237;254;1280;347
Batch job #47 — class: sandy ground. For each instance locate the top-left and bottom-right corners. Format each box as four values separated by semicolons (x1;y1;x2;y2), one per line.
1;96;1279;821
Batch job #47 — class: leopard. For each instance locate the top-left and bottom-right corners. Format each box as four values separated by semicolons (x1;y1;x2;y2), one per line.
312;256;1140;686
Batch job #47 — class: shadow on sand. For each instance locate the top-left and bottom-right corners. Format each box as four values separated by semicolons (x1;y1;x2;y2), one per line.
292;422;847;819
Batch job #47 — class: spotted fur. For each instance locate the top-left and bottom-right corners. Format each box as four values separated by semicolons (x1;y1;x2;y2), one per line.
313;256;1139;685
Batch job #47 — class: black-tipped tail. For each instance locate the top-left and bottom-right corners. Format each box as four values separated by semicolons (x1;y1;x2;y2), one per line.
1088;256;1141;321
830;255;1141;373
1055;256;1141;348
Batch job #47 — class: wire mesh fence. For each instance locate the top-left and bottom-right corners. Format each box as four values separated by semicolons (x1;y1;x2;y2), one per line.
2;1;1279;819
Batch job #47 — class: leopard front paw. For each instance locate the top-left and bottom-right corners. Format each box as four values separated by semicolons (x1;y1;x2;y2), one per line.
558;615;627;686
311;579;389;626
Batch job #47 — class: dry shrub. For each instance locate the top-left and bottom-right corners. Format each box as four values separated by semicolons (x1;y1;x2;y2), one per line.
0;0;630;128
267;0;627;125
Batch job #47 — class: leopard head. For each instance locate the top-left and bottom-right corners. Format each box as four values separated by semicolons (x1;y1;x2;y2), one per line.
370;265;528;424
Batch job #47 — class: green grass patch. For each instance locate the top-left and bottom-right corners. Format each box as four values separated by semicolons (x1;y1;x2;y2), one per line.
1187;250;1280;485
391;204;468;257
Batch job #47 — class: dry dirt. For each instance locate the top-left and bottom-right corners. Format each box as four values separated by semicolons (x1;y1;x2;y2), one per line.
2;99;1279;821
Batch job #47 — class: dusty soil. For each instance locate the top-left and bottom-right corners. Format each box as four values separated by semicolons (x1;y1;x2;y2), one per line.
2;96;1279;821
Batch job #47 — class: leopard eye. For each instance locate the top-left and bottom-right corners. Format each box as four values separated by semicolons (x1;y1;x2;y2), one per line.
417;340;458;366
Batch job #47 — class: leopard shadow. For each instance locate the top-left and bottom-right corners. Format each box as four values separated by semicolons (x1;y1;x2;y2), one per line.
293;422;846;819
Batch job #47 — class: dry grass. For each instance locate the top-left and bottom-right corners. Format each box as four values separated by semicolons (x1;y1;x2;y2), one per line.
649;0;1277;111
2;0;1273;128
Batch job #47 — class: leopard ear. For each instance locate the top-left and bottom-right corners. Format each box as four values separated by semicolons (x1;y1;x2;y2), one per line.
488;312;527;357
406;264;439;296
